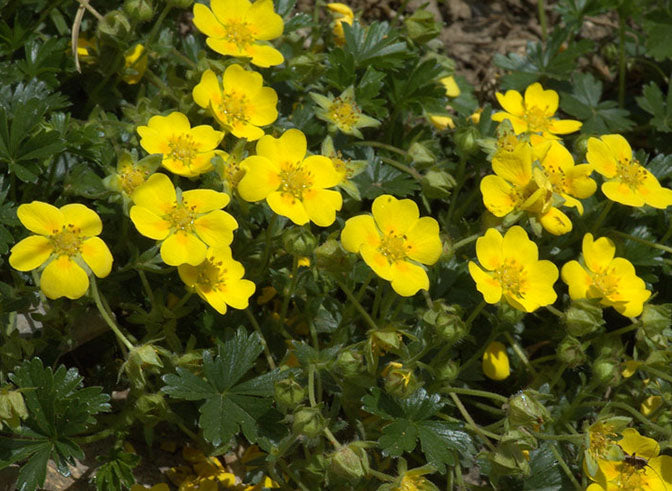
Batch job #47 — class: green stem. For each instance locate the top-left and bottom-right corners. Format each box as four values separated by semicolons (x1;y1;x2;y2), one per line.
90;277;134;351
448;392;498;451
323;427;341;448
546;304;565;318
618;15;626;109
146;4;173;45
592;200;614;234
279;460;311;491
280;255;299;324
504;331;538;377
368;469;396;482
356;140;408;157
258;214;278;276
173;290;193;311
610;229;672;255
537;0;547;42
308;365;317;407
441;386;509;404
465;300;486;327
459;329;500;375
137;270;155;306
452;233;480;252
245;309;276;370
447;156;467;224
549;443;581;490
74;428;115;444
532;431;583;443
379;156;422;181
335;278;379;331
640;364;672;384
372;278;384;320
171;47;197;68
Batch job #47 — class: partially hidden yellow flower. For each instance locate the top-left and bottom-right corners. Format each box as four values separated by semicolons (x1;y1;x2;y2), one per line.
428;114;455;131
137;112;224;177
129;173;237;266
9;202;113;299
237;128;343;226
122;44;147;84
341;194;442;296
586;134;672;208
482;341;510;381
561;233;651;317
587;428;672;490
192;0;284;67
326;3;354;44
641;396;663;417
192;64;278;141
311;86;381;138
103;151;161;199
440;75;460;98
492;82;582;140
245;476;280;490
468;226;558;312
178;246;255;315
321;135;367;200
389;467;438;491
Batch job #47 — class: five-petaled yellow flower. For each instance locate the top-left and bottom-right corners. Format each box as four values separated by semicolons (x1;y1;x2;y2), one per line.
237;129;343;226
326;3;354;44
178;246;255;315
192;0;284;67
341;194;442;297
468;226;558;312
482;341;510;381
137;112;224;177
321;135;367;200
129;173;238;266
586;428;672;491
9;202;113;300
586;134;672;208
311;86;380;138
492;82;582;140
103;151;161;200
561;233;651;317
193;64;278;141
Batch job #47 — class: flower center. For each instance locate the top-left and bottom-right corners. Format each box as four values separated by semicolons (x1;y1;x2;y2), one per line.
330;154;348;182
615;462;648;490
119;164;149;195
524;106;549;133
195;259;226;293
589;271;619;298
168;202;196;231
50;224;83;257
222;19;255;49
379;233;408;263
168;134;198;166
279;164;313;200
589;423;617;457
496;258;527;299
497;133;519;153
217;92;250;127
328;97;361;130
616;157;647;190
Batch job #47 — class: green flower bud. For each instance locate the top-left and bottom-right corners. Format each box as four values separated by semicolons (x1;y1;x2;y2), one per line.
135;393;167;424
292;406;326;438
97;10;131;41
382;362;417;398
334;349;365;379
592;357;620;386
329;443;369;482
167;0;194;8
404;9;440;43
0;388;28;430
123;0;154;22
124;344;162;389
594;336;623;359
454;126;480;157
370;328;403;353
434;359;460;383
498;301;526;325
315;239;353;273
408;142;435;166
565;300;604;337
283;227;317;257
557;335;586;368
507;390;550;429
637;304;671;346
274;377;306;410
421;169;456;200
573;134;590;156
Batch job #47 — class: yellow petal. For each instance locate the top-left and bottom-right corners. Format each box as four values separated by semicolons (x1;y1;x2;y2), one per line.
468;261;502;304
341;215;380;253
193;210;238;246
371;194;419;236
480;175;517;217
80;237;113;278
482;341;510;380
228;121;265;141
60;203;102;237
547;119;582;134
211;0;251;25
190;125;224;151
405;217;442;265
492;144;533;187
361;243;392;280
237;156;281;201
302;188;342;227
223;63;262;92
502;226;538;262
303;155;341;189
600;134;632;163
266;192;309;225
247;43;284;68
181;189;230;213
389;260;429;296
618;428;659;461
524;82;558;116
561;261;591;300
129;206;171;240
9;235;53;271
582;233;615;274
525;259;559;308
440;76;460;98
601;180;646;207
160;231;207;266
475;228;503;271
178;263;198;288
248;86;278;127
586;137;617;178
539;206;572;235
495;90;524;117
245;0;283;40
218;277;256;310
17;201;64;236
132;173;176;215
40;256;89;300
256;129;306;166
640;395;662;417
192;69;221;109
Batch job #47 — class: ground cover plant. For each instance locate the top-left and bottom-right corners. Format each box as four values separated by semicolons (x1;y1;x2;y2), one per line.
1;0;672;489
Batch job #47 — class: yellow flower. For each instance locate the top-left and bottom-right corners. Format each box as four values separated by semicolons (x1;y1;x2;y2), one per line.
245;476;280;490
237;128;343;226
470;108;483;124
297;256;311;267
321;135;367;200
103;151;161;199
341;194;442;296
641;396;663;417
586;134;672;208
492;82;582;140
311;86;381;138
178;246;255;315
122;44;147;84
326;3;354;44
129;173;238;266
382;361;414;388
482;341;510;381
622;360;643;378
137;112;223;178
440;75;460;98
428;114;455;130
561;233;651;317
9;202;113;300
192;65;278;141
468;226;558;312
192;0;284;67
588;428;672;490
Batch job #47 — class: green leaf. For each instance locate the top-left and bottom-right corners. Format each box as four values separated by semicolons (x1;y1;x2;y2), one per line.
636;81;672;133
342;21;409;70
379;420;418;456
643;8;672;61
523;443;564;490
92;447;140;491
357;158;419;199
417;421;475;472
15;442;51;491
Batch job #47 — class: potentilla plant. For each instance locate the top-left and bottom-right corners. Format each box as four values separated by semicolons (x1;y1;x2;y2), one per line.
1;0;672;490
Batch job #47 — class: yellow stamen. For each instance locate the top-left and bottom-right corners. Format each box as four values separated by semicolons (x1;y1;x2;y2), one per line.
222;19;254;49
524;106;550;133
119;164;149;195
168;202;196;231
50;224;83;257
379;233;408;263
328;97;361;131
496;258;527;299
278;164;313;200
217;92;250;127
616;157;647;190
195;259;226;293
168;134;198;166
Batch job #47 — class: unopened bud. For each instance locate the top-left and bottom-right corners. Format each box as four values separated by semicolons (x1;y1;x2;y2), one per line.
275;377;305;410
557;335;586;368
592;358;619;386
421;169;455;199
167;0;194;8
565;300;604;337
334;350;365;378
292;406;325;438
434;359;460;383
404;9;440;43
454;126;479;157
135;393;167;424
0;388;28;430
329;444;368;482
507;390;549;429
123;0;154;22
97;10;131;41
283;227;317;257
315;239;352;273
382;362;417;398
638;304;671;345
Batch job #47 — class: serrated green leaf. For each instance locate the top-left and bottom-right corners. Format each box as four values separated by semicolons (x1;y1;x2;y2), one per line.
357;159;419;199
643;9;672;61
161;367;214;400
379;420;418;457
342;21;408;70
417;421;475;473
396;389;443;420
523;443;564;490
15;442;51;491
637;81;672;133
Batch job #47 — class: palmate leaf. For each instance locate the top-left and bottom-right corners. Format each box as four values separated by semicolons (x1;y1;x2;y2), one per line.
342;21;409;70
162;328;290;447
361;388;475;472
636;80;672;133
